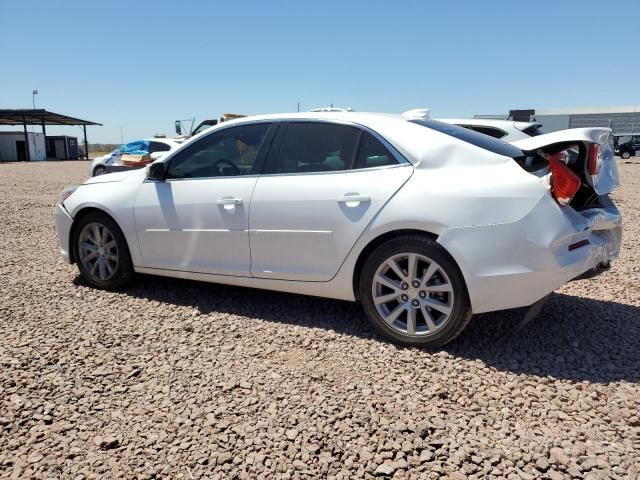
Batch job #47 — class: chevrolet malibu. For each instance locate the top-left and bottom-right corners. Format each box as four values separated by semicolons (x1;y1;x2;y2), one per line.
54;112;622;347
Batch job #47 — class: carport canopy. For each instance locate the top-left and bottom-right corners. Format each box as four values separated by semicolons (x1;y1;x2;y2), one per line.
0;109;101;160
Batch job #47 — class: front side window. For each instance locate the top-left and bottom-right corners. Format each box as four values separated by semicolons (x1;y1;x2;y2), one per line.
273;123;360;174
354;132;398;169
167;123;271;179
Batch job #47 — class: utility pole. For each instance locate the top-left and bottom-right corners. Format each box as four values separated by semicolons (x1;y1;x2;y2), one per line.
31;89;39;160
297;102;300;112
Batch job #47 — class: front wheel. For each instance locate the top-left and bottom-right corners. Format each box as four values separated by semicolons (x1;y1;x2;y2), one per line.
621;151;631;160
359;235;472;347
73;212;134;290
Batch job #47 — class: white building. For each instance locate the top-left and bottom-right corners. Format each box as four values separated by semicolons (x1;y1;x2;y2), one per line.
476;105;640;141
0;131;46;162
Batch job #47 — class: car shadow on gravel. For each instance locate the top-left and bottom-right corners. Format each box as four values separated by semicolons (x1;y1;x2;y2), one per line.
443;292;640;384
82;275;640;384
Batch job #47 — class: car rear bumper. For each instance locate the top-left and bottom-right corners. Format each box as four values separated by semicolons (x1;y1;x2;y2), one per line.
53;203;74;264
438;194;622;314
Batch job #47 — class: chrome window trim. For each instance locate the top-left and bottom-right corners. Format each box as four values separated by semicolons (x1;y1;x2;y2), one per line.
257;162;411;179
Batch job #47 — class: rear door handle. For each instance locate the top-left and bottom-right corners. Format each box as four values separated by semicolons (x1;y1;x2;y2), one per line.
338;193;371;206
217;197;243;210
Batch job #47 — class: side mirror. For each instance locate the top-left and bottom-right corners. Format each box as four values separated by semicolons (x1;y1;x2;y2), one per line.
146;162;167;181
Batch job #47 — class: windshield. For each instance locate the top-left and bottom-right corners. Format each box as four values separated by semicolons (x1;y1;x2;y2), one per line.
410;119;524;158
192;120;218;136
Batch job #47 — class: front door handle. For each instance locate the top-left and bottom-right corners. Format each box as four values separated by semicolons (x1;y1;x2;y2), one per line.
338;193;371;207
217;197;243;210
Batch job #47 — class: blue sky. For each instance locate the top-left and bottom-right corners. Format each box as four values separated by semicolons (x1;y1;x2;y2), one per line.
1;0;638;143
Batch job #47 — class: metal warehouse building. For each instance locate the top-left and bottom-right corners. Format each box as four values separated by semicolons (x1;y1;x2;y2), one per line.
477;105;640;143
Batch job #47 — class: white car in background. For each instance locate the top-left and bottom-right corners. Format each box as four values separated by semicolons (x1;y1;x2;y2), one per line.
89;138;182;177
55;112;621;347
437;118;544;142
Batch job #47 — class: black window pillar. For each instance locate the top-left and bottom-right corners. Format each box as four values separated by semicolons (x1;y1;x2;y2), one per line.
41;117;47;160
83;125;88;160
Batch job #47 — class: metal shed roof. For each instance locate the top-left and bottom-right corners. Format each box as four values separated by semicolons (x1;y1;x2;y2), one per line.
0;109;101;126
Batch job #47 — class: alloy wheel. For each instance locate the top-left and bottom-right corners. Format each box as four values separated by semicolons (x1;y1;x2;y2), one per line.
78;222;119;282
371;253;454;336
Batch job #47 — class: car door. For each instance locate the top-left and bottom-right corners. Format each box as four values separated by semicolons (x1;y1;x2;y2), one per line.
249;122;413;281
133;122;274;275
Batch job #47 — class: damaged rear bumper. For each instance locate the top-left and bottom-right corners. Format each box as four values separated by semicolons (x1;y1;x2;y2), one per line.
437;194;622;314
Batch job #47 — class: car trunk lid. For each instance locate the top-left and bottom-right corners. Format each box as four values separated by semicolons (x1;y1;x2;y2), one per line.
511;128;619;197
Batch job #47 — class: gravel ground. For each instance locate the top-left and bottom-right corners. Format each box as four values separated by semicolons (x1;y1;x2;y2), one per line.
1;160;639;480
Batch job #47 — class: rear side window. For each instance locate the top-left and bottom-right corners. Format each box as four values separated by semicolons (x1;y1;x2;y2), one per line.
273;123;360;174
354;132;398;169
410;119;524;158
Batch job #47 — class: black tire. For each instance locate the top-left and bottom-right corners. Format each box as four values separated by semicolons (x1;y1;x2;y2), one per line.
359;234;472;347
621;151;631;160
93;166;107;176
73;211;134;290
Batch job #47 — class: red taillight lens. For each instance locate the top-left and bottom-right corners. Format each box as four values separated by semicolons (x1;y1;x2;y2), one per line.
549;157;581;207
588;143;600;176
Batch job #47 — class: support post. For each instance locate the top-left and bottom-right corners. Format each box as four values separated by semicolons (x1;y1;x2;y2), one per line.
83;125;88;160
41;117;47;160
22;114;30;161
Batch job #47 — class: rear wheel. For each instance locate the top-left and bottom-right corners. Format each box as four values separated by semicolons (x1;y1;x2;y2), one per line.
359;235;472;347
93;165;107;176
73;212;134;290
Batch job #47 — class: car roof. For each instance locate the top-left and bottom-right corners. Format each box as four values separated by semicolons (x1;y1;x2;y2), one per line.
191;111;515;168
222;111;402;122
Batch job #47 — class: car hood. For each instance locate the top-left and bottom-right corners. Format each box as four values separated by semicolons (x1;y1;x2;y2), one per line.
83;168;147;185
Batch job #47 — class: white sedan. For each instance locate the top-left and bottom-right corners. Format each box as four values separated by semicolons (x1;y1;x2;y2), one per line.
54;112;621;347
89;138;182;177
438;118;543;142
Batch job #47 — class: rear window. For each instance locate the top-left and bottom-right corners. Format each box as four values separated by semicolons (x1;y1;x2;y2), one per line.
410;119;524;158
521;124;544;137
460;125;507;139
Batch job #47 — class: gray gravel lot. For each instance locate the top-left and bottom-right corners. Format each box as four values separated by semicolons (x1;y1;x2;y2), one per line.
1;160;639;479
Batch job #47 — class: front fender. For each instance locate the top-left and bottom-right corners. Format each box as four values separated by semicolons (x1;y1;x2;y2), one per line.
64;179;143;266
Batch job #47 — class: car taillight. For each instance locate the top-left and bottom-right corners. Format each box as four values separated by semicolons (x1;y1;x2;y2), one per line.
549;157;581;207
587;143;601;176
